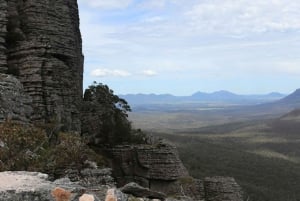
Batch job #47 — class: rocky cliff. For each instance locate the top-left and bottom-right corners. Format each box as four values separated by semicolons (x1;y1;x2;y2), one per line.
0;0;83;132
0;74;32;123
0;0;7;73
108;141;244;201
0;1;245;200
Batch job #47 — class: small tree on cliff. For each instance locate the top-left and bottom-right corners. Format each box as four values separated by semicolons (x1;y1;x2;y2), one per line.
83;82;132;145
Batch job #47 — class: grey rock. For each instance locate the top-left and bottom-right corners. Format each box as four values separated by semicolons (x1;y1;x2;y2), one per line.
64;168;116;201
204;176;244;201
120;182;166;200
0;0;7;73
0;73;32;123
80;168;115;188
0;171;85;201
2;0;83;132
110;142;189;185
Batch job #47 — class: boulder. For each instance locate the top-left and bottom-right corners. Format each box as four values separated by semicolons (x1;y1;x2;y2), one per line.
120;182;166;200
110;141;189;187
204;176;244;201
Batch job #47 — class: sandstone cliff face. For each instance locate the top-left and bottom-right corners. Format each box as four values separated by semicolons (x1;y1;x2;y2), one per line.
1;0;83;131
0;1;245;200
0;74;32;123
109;142;244;201
110;142;189;188
0;0;7;73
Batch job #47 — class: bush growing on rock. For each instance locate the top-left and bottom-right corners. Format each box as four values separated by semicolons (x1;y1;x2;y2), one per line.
45;132;106;178
82;82;147;146
0;121;48;171
0;121;106;178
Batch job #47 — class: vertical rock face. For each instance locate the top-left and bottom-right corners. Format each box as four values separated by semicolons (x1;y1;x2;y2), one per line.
4;0;83;131
0;0;7;73
0;74;32;123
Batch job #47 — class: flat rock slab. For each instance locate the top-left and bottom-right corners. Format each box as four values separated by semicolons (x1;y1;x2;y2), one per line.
0;171;50;191
0;171;84;201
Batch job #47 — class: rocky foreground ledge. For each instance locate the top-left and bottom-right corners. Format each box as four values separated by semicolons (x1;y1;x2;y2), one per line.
0;171;166;201
0;171;84;201
0;171;244;201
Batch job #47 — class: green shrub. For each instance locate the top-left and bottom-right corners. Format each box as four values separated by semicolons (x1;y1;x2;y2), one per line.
0;121;106;179
0;121;48;171
44;132;106;178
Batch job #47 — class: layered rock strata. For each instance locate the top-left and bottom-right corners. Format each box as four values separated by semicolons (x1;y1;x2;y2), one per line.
204;177;244;201
1;0;83;131
0;0;7;73
109;141;244;201
110;142;189;188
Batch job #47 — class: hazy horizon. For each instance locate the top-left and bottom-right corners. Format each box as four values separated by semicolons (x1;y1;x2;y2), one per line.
78;0;300;96
118;89;289;96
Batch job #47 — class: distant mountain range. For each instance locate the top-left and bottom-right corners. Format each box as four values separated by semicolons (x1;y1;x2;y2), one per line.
120;90;286;105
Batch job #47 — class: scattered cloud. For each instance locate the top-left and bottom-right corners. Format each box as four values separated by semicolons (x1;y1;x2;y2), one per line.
142;70;158;76
91;69;131;77
185;0;300;35
143;16;165;23
138;0;167;10
79;0;133;9
79;0;300;94
275;61;300;75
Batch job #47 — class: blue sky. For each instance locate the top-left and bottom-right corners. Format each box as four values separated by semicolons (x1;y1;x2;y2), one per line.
78;0;300;95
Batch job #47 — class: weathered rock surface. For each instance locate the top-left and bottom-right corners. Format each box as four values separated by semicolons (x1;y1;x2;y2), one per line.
0;0;7;73
204;177;244;201
0;171;84;201
120;182;166;200
1;0;84;131
0;73;32;123
109;141;189;187
109;140;244;201
0;1;245;201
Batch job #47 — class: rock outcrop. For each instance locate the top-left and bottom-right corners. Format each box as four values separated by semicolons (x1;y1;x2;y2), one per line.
0;1;246;200
0;171;84;201
0;0;84;131
109;141;244;201
0;73;32;123
120;182;166;200
109;142;189;188
204;177;244;201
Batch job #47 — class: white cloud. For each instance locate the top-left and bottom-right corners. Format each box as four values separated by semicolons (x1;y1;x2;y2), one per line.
142;70;158;76
138;0;167;10
79;0;133;9
185;0;300;35
275;61;300;75
143;16;164;23
91;69;131;77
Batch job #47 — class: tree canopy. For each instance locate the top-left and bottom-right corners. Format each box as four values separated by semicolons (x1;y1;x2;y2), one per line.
83;82;137;145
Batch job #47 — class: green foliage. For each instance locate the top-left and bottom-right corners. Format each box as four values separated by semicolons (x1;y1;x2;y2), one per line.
44;132;106;178
83;82;146;145
0;121;106;178
0;121;48;171
154;131;300;201
84;81;131;116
